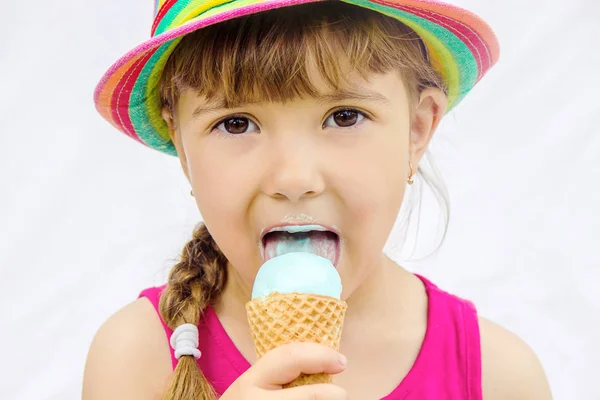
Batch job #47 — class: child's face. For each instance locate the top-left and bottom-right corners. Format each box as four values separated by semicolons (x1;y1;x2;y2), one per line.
167;68;444;299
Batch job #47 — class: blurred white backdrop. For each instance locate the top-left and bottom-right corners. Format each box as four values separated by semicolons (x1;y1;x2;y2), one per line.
1;0;598;399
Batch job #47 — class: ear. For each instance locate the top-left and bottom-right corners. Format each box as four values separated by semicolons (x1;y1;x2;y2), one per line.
161;106;191;182
409;87;448;166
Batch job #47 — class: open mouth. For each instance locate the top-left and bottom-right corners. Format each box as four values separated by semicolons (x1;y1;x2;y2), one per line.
261;230;341;267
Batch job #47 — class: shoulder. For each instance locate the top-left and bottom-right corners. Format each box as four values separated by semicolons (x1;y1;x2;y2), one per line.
479;316;553;400
82;298;173;400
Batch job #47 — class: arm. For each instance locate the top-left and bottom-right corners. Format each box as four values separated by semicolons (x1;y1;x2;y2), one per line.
480;317;552;400
82;299;173;400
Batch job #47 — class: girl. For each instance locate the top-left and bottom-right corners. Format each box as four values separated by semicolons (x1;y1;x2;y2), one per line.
85;1;552;399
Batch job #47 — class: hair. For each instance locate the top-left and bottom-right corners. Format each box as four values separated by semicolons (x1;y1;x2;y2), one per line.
157;2;450;399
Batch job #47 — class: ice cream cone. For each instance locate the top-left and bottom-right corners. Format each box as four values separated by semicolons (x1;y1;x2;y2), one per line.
245;292;347;388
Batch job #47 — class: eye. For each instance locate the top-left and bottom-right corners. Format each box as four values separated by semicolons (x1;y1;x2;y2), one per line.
213;115;260;135
323;108;366;128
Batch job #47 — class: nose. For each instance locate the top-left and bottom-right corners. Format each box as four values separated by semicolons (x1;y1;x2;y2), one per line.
263;136;326;202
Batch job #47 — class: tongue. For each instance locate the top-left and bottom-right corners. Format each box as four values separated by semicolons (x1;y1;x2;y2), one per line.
263;231;338;265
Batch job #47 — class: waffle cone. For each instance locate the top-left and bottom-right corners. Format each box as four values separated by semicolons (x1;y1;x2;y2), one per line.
245;292;347;388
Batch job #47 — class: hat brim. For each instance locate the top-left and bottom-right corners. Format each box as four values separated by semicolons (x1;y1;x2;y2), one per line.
94;0;500;156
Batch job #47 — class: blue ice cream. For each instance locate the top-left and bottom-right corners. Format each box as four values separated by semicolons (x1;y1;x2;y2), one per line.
251;252;342;300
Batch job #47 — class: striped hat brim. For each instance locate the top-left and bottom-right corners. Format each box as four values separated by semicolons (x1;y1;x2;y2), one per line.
94;0;500;157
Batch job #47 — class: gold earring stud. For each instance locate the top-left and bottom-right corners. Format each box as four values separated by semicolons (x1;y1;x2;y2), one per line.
407;162;415;185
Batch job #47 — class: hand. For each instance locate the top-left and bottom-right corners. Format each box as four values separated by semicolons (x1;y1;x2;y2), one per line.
221;342;348;399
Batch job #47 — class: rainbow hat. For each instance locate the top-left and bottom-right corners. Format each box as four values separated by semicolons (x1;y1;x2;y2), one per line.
94;0;500;157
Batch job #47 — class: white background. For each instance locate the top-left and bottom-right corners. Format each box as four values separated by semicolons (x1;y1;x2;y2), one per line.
1;0;598;399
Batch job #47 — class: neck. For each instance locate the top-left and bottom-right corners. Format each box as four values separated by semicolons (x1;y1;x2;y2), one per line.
344;254;415;319
213;263;252;317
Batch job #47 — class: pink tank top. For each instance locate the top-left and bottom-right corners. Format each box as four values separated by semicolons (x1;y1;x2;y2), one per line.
139;274;482;399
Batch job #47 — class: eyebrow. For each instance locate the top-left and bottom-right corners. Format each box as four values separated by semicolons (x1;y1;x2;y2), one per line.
191;87;390;119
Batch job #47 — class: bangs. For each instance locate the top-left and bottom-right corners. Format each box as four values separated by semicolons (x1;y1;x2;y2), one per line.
160;1;442;111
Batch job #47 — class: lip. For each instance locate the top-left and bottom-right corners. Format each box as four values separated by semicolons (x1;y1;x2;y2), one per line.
259;222;342;267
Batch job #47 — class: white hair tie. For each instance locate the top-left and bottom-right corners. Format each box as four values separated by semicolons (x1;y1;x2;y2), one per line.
170;323;202;359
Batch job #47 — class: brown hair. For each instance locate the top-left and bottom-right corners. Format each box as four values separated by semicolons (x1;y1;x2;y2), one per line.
158;2;447;399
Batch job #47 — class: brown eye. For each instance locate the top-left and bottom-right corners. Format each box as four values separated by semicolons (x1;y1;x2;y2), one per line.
224;117;248;134
215;116;259;135
324;108;366;128
334;110;358;126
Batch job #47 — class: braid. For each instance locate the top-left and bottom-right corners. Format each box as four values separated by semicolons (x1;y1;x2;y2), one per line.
159;222;229;400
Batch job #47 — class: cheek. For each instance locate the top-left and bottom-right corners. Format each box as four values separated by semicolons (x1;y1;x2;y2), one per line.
343;164;406;247
338;132;407;219
186;146;261;281
187;141;250;214
192;176;261;283
334;130;408;261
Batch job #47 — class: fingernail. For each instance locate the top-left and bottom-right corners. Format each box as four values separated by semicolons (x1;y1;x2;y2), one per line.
338;354;347;367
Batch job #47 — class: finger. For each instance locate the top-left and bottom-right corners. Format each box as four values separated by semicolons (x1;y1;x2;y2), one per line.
251;342;347;387
270;383;348;400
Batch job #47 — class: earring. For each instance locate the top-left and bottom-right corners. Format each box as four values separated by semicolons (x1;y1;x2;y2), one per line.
190;190;194;197
407;162;415;185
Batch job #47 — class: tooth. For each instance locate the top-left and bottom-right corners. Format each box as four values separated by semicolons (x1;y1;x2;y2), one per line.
266;224;330;236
